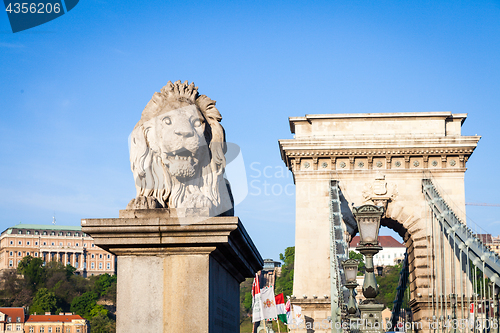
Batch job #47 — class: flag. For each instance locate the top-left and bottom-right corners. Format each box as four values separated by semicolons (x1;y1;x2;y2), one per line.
275;293;287;324
261;286;278;321
285;297;291;324
293;305;303;326
252;274;264;322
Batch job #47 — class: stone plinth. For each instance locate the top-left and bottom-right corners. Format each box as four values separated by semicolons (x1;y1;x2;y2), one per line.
81;209;262;333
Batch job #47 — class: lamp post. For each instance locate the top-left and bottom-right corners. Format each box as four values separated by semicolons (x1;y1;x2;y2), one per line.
353;204;385;333
343;259;360;315
450;294;457;333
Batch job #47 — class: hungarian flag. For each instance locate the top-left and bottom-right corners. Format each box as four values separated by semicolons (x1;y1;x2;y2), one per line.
252;274;264;322
275;293;287;324
285;297;291;324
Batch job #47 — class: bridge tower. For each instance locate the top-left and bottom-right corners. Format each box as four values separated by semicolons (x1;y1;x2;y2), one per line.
279;112;480;333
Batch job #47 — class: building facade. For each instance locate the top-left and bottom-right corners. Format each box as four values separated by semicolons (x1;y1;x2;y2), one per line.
0;224;115;276
0;307;26;332
349;235;406;266
25;313;89;333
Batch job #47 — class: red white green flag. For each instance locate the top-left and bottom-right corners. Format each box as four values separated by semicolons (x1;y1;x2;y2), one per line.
252;274;264;322
275;293;287;324
285;297;291;324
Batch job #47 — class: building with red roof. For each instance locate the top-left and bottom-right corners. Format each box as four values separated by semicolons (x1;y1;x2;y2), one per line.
25;313;89;333
349;235;406;266
0;307;26;332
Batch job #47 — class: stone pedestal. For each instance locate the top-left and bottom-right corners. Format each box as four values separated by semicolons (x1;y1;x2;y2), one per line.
359;303;385;333
81;209;263;333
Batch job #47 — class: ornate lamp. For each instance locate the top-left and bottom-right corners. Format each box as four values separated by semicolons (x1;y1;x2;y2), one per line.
353;204;385;333
342;259;359;315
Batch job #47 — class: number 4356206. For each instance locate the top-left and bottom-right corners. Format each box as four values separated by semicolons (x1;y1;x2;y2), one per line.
5;2;61;14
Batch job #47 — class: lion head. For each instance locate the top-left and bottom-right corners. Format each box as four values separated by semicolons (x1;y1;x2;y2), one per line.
127;80;233;216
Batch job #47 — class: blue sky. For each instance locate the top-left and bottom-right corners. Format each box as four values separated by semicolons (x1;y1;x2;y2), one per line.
0;0;499;261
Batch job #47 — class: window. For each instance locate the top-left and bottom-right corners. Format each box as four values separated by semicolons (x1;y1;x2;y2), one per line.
35;253;38;257
27;241;30;245
59;243;62;246
18;241;21;245
9;251;12;256
29;327;34;333
91;254;95;259
40;327;45;333
16;317;20;323
66;328;70;333
27;252;30;256
91;262;95;269
107;263;111;270
58;232;63;236
8;316;11;322
67;232;71;236
18;252;21;256
35;231;39;235
18;231;22;234
43;242;47;246
67;243;71;246
75;262;78;268
76;329;80;333
6;324;11;330
51;243;55;246
50;232;55;236
9;260;13;267
35;242;38;245
91;244;95;247
382;255;384;258
27;231;30;235
83;243;87;247
75;232;79;237
99;263;102;270
99;254;102;259
43;231;47;235
107;254;110;259
10;241;13;245
16;324;21;331
48;327;52;333
56;327;61;333
76;243;79;246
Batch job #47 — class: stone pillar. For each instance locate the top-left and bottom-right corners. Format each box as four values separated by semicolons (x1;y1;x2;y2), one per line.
82;209;262;333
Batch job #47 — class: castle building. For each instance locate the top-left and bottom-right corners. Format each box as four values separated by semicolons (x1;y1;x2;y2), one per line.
0;223;115;276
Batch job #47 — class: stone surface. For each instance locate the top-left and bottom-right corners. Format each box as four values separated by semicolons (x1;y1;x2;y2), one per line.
279;112;480;333
127;80;233;217
82;213;262;333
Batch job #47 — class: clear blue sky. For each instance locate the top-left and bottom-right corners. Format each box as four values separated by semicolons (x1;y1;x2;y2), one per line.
1;0;499;261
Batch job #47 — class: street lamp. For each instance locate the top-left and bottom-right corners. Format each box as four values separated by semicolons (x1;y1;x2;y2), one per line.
342;259;359;316
353;204;385;333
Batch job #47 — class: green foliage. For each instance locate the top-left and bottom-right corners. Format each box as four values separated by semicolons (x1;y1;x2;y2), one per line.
375;264;403;309
89;313;116;333
0;255;117;332
30;288;61;315
349;251;365;275
275;246;295;297
70;291;99;320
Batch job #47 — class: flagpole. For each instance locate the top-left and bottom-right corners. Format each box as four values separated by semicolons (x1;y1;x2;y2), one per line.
277;318;281;333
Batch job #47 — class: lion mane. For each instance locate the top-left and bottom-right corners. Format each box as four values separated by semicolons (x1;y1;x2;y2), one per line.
127;80;233;216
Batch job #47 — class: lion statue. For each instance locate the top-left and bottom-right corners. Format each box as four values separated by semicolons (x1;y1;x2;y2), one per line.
127;80;233;216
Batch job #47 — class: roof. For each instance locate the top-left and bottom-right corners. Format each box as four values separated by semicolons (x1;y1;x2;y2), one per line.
349;235;404;248
477;234;493;244
26;314;85;323
2;223;82;235
0;307;25;323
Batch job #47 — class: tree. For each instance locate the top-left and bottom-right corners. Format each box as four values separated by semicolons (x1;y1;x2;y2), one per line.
30;288;61;315
95;274;117;297
275;246;295;297
70;291;98;320
89;312;116;333
17;256;45;290
375;263;403;309
349;250;365;275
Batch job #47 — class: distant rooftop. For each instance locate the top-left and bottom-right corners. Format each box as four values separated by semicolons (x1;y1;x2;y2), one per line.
349;235;404;248
1;223;82;235
26;314;85;323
